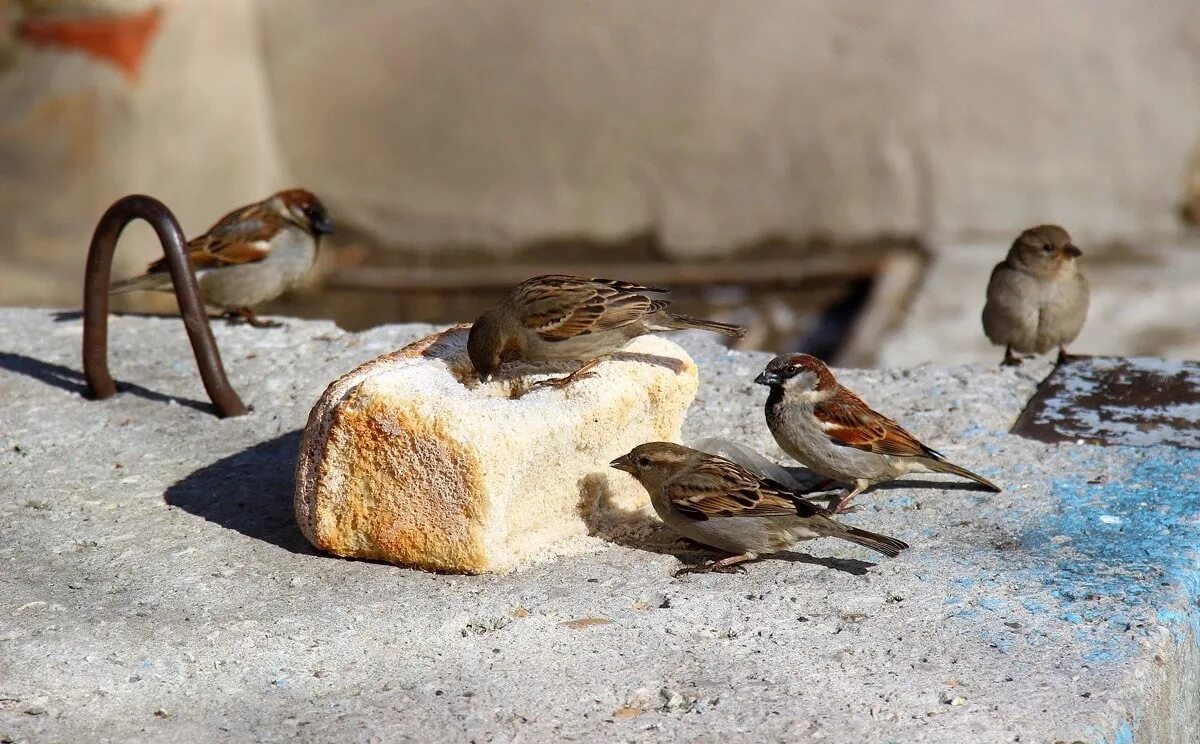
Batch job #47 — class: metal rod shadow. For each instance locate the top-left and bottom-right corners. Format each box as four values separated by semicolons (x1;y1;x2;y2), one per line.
82;194;248;418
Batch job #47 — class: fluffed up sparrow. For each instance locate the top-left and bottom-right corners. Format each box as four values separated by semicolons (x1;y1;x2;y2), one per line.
610;442;908;575
982;224;1089;366
110;189;333;328
755;354;999;513
467;275;746;385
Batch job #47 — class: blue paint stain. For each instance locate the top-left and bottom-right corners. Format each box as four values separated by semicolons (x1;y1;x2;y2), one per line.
1109;720;1134;744
1016;446;1200;666
978;597;1005;611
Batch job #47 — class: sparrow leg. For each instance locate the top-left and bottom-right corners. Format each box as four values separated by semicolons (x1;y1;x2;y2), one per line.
531;357;605;389
224;307;282;329
674;552;758;577
1056;347;1082;365
1001;347;1023;367
830;481;868;514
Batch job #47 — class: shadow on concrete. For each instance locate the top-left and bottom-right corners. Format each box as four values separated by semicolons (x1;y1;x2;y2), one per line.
0;351;213;414
870;479;999;493
164;430;314;554
578;472;877;576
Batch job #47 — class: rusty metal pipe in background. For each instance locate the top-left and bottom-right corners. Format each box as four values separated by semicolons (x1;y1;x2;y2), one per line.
82;194;248;418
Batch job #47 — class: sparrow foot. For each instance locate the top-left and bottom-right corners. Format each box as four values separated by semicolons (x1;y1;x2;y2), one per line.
1001;347;1023;367
530;370;598;390
830;485;866;514
673;552;757;577
529;358;604;390
223;308;282;329
1056;348;1083;365
674;561;745;577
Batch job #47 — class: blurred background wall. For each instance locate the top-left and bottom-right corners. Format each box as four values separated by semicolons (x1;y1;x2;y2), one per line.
2;0;1199;364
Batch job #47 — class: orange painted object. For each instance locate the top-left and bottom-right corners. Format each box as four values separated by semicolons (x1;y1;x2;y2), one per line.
18;6;163;81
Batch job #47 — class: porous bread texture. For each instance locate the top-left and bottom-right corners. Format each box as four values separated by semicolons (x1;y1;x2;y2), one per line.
294;325;698;574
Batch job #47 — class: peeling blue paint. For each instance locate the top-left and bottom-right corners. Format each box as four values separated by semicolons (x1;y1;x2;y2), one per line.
1015;445;1200;672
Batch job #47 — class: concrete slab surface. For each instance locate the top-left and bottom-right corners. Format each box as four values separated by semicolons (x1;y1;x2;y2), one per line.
2;309;1198;743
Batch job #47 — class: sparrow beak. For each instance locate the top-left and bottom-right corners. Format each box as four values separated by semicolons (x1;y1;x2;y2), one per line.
754;371;781;386
1063;244;1082;258
609;454;635;473
312;217;334;235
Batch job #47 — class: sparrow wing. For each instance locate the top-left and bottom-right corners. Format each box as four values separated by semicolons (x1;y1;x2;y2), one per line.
812;390;941;459
665;456;819;520
142;205;283;274
514;275;671;342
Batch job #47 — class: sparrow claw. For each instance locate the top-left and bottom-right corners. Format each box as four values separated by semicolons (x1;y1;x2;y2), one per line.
1001;347;1023;367
530;370;597;390
223;308;281;329
673;557;751;577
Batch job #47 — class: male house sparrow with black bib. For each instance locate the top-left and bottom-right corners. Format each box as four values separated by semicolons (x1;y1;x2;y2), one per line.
756;354;999;513
982;224;1089;366
467;275;745;385
611;442;908;575
110;189;332;328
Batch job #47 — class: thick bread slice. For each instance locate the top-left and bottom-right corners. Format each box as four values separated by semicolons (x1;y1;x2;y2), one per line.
294;325;698;573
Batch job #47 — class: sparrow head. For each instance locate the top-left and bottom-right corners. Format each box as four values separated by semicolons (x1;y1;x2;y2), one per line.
1008;224;1081;277
753;353;838;395
610;442;695;490
274;189;334;236
467;308;520;382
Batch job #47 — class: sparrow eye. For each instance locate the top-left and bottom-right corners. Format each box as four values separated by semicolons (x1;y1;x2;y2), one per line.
637;456;651;468
1042;244;1055;253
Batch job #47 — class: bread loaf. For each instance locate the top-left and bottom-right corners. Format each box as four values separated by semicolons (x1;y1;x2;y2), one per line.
294;325;698;573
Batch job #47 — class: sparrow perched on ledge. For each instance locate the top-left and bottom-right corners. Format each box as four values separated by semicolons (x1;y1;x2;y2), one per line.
611;442;908;575
756;354;999;513
982;224;1089;366
467;275;746;386
110;189;332;328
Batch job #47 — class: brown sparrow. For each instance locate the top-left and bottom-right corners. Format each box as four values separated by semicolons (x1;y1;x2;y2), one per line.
110;189;332;328
467;275;746;385
982;224;1089;366
755;354;1000;513
610;442;908;575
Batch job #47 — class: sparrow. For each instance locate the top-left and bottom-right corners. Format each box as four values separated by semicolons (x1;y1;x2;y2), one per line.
755;354;1000;513
610;442;908;575
467;275;746;385
982;224;1089;366
110;189;333;328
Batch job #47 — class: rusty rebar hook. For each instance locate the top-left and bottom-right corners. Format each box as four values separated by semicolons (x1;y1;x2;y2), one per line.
82;194;249;418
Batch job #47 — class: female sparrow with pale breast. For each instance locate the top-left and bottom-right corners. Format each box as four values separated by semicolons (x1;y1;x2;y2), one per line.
755;354;999;513
467;275;746;385
982;224;1089;366
110;189;333;328
610;442;908;575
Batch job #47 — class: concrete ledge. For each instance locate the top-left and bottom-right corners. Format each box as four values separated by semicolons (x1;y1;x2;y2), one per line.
1;309;1197;742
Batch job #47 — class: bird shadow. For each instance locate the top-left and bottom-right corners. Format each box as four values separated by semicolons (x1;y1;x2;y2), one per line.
577;473;876;576
0;351;213;414
163;430;315;554
870;479;998;493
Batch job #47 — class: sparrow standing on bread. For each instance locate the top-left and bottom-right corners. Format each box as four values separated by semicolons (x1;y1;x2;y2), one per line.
467;275;745;386
110;189;333;328
755;354;999;513
982;224;1089;366
611;442;907;575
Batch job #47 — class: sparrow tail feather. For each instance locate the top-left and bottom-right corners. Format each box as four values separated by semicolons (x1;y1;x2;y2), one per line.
659;312;746;338
925;459;1001;492
838;526;909;558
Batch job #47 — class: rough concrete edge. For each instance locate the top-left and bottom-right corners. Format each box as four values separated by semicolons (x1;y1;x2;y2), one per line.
292;323;471;551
